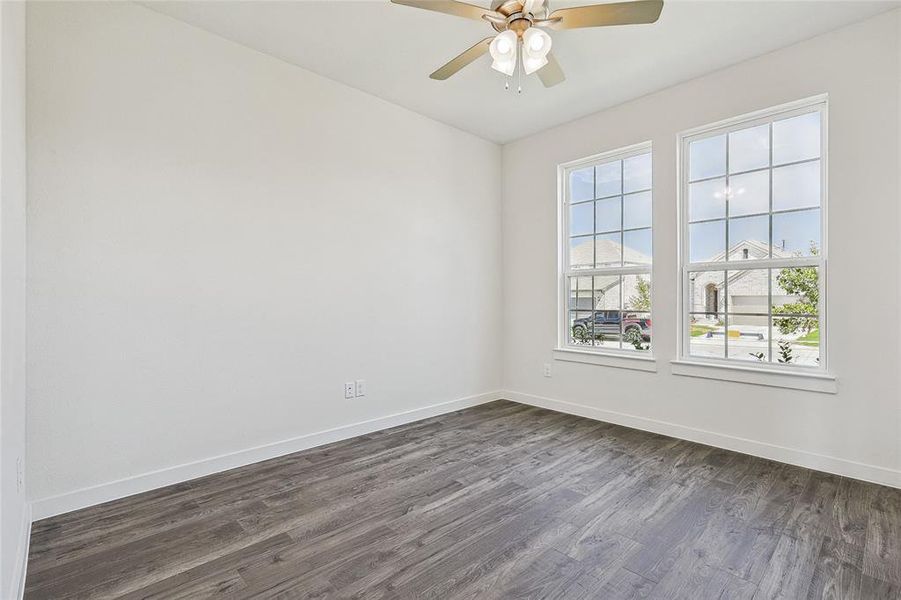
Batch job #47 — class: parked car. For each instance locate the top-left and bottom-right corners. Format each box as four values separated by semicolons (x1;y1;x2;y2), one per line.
572;311;652;341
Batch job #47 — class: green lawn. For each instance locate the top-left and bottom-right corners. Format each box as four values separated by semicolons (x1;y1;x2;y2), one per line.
691;325;716;337
795;329;820;346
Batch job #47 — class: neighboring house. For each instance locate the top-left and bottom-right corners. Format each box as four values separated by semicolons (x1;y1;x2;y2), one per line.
569;238;651;311
570;238;803;326
690;240;798;326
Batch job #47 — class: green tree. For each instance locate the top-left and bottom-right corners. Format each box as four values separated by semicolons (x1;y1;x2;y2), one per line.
628;276;651;312
772;243;818;334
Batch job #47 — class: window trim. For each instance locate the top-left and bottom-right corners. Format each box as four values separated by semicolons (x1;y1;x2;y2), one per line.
675;95;830;379
556;141;654;361
670;359;836;394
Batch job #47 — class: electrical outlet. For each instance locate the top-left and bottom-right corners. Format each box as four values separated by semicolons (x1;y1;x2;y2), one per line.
543;363;552;378
16;457;23;492
355;379;366;397
344;382;356;399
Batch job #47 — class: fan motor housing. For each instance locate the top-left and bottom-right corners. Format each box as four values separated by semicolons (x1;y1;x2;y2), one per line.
490;0;524;15
489;0;548;33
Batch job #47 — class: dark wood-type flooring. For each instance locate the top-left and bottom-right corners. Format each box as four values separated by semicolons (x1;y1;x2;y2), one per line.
24;400;901;599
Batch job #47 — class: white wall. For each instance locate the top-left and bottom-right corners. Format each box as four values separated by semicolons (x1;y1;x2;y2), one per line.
503;11;901;485
1;1;29;597
26;2;502;509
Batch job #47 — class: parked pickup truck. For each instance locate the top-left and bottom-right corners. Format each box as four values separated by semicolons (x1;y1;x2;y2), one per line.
572;311;652;341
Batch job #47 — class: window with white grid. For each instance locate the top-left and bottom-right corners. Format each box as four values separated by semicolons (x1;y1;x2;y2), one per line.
679;98;826;370
560;143;652;354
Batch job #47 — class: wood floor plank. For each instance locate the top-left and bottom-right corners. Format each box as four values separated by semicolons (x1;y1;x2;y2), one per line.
755;532;825;600
864;482;901;586
827;477;873;549
592;568;657;599
26;518;249;599
554;528;641;578
858;573;901;600
623;478;733;582
116;533;296;600
647;544;757;600
805;536;865;600
377;488;584;598
24;401;901;600
724;461;790;523
784;471;841;541
694;510;781;584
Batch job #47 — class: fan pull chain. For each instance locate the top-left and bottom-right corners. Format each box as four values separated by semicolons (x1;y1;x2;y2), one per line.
516;39;523;94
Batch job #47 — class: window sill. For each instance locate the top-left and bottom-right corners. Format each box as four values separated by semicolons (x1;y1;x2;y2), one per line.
669;359;836;394
553;348;657;372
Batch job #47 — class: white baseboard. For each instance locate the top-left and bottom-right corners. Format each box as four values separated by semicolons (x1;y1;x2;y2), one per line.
32;391;502;521
32;388;897;522
8;501;32;600
504;390;901;489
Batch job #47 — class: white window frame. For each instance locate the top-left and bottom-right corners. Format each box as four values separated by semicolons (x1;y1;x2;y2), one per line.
675;95;832;386
556;141;655;367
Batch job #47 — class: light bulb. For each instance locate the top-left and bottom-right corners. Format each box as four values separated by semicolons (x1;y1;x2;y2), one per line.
489;31;517;77
521;28;551;75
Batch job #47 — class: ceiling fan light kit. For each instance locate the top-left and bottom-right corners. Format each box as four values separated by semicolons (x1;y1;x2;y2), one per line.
390;0;664;90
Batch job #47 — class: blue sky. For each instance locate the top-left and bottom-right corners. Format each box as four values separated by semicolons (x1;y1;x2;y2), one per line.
569;112;821;264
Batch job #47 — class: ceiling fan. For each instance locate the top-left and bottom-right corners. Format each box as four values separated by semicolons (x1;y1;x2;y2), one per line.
390;0;663;88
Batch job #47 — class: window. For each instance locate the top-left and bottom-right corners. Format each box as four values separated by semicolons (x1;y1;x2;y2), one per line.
679;98;826;371
560;143;652;355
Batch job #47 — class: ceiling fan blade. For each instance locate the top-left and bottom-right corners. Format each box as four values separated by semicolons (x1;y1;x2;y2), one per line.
482;12;508;26
531;16;563;28
391;0;497;22
430;37;494;80
538;52;565;87
548;0;663;30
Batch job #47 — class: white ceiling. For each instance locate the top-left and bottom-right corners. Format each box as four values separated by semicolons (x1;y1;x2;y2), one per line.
144;0;899;143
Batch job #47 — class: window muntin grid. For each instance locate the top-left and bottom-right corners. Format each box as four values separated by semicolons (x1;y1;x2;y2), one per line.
561;143;653;355
680;100;826;371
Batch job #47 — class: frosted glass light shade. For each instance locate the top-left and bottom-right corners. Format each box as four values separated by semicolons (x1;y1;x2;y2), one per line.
522;54;548;75
521;28;551;75
489;30;517;76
